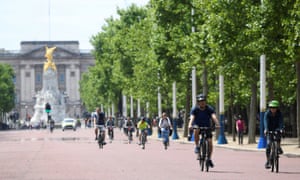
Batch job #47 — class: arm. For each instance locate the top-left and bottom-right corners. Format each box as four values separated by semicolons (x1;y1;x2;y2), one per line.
263;112;268;135
188;114;195;129
211;113;220;127
158;118;162;128
167;118;173;129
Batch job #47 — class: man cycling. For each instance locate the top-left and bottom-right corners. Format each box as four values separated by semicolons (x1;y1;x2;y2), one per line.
188;94;220;168
137;117;149;145
264;100;284;169
106;116;115;140
93;107;106;144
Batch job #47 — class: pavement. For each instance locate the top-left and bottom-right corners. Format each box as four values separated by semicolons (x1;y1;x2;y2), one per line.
151;127;300;157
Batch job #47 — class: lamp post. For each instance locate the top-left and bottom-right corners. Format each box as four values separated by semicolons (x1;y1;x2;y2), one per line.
73;105;76;118
25;105;28;121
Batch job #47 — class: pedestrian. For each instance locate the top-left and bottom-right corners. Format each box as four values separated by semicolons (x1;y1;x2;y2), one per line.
264;100;284;169
236;115;245;145
188;94;220;168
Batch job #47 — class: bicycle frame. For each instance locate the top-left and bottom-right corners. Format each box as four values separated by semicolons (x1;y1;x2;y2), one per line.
141;130;147;149
128;127;133;143
97;125;105;149
196;127;211;172
108;126;114;142
268;130;281;173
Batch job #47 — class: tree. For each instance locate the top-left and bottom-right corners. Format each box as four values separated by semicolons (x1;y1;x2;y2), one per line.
0;63;15;121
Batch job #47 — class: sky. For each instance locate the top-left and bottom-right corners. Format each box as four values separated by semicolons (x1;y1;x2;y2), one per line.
0;0;149;50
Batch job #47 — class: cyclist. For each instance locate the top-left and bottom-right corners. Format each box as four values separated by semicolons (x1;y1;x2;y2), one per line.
188;94;220;168
106;116;115;140
93;107;106;144
159;112;172;147
264;100;284;169
125;117;134;136
137;117;149;145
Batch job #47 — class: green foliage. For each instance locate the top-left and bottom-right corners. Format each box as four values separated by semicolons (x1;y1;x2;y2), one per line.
80;0;299;122
0;63;15;113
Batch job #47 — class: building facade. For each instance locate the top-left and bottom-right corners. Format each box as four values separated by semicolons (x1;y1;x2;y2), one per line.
0;41;95;120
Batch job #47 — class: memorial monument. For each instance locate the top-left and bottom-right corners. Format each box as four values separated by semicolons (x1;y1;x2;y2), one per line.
30;46;66;127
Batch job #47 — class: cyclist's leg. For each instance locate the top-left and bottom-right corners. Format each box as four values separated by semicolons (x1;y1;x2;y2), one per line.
194;128;200;146
208;138;213;159
138;129;142;144
95;127;98;140
265;136;271;168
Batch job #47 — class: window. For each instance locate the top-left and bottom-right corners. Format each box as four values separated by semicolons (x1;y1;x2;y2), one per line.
70;71;75;77
36;73;41;83
25;72;30;77
59;73;65;83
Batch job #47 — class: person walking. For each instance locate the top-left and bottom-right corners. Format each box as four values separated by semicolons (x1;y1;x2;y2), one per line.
236;115;245;145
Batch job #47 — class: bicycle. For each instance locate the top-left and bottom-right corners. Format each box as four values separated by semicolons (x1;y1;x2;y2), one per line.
96;125;106;149
107;126;114;143
195;126;212;172
161;128;170;150
268;130;282;173
127;126;133;144
141;129;147;149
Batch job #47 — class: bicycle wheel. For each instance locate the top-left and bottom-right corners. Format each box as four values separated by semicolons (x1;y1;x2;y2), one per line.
141;133;146;149
199;142;205;171
205;141;210;172
98;133;103;149
270;142;275;172
274;142;279;173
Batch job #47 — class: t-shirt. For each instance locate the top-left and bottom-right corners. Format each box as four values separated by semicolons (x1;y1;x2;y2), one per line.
236;119;244;132
94;112;105;125
190;105;215;127
159;118;171;129
138;121;148;130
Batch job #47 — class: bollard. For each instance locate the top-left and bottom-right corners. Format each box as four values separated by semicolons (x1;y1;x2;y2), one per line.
172;118;179;140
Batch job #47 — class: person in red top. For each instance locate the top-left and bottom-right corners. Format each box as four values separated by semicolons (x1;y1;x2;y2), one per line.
236;115;245;145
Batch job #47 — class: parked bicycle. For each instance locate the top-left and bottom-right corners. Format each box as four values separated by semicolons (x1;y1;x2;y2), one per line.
96;125;106;149
268;130;282;173
195;126;212;172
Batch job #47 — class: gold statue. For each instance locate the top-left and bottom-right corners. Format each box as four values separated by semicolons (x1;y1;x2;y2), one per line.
44;46;57;71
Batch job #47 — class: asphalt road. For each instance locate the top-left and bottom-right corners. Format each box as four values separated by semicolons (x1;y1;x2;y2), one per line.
0;128;299;180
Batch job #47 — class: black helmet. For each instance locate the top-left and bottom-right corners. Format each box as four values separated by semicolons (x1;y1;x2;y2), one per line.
197;94;206;101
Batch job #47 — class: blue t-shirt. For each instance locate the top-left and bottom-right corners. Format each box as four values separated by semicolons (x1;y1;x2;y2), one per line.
190;105;215;127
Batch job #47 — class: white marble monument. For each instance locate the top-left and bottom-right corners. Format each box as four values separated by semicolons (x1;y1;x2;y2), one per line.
30;46;66;127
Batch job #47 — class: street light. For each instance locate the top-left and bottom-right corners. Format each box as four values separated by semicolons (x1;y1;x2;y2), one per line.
73;105;76;118
25;105;28;121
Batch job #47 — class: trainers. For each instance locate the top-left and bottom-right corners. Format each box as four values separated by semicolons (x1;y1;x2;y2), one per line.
207;159;214;168
194;146;200;154
265;161;271;169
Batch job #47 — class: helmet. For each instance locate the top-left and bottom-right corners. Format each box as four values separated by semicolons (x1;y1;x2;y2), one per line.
268;100;279;108
197;94;206;101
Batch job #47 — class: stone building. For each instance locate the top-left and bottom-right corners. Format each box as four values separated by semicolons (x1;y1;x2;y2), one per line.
0;41;95;120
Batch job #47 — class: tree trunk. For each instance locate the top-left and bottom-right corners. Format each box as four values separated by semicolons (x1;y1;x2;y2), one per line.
248;82;257;144
183;73;191;138
296;61;300;147
202;61;208;96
